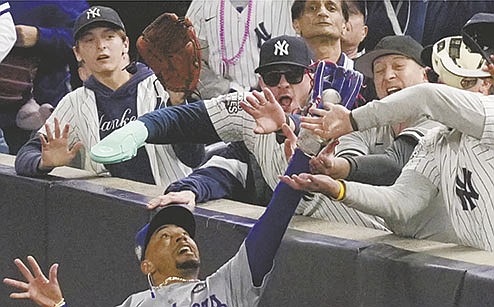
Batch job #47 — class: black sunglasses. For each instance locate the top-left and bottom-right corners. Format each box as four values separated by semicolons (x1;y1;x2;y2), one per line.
260;68;306;86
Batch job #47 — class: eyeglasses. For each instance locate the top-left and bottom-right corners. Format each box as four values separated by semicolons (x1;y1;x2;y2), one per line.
260;68;306;86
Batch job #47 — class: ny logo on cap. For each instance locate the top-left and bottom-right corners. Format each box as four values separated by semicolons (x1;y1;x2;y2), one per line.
274;40;289;56
86;7;101;19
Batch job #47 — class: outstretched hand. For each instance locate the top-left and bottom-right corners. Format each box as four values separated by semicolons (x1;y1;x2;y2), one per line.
281;123;297;162
300;104;353;142
279;173;340;198
3;256;63;307
240;88;286;134
147;190;196;210
39;117;83;170
309;140;349;179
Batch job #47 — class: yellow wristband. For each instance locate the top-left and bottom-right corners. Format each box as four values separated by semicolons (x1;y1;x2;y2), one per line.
54;298;65;307
336;180;346;201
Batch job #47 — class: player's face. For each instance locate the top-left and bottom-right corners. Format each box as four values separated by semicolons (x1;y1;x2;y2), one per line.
293;0;345;40
373;55;428;99
258;66;312;114
145;224;200;280
73;27;129;78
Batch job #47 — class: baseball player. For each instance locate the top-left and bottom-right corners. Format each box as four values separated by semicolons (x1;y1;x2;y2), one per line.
4;157;306;306
14;6;202;187
186;0;296;96
0;0;15;62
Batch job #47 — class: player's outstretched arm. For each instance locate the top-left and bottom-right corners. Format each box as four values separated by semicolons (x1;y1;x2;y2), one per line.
244;126;308;287
3;256;65;307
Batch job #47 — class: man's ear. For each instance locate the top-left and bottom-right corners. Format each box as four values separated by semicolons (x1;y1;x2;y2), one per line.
141;260;155;275
73;46;82;62
292;20;301;35
123;36;130;54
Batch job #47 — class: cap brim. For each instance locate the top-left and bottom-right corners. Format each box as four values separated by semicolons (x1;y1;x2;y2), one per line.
255;62;308;73
144;205;196;249
442;60;491;78
355;49;421;77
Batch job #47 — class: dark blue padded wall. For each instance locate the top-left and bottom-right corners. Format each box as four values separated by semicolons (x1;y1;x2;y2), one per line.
0;165;49;307
1;164;494;307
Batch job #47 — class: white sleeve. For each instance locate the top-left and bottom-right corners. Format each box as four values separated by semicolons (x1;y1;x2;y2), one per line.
336;130;374;156
0;2;16;63
343;170;438;227
205;92;257;148
353;83;491;140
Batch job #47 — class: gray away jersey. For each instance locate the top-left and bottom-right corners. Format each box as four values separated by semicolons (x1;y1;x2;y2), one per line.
118;243;270;307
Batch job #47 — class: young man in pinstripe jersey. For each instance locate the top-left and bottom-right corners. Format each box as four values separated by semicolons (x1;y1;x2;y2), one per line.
14;6;203;187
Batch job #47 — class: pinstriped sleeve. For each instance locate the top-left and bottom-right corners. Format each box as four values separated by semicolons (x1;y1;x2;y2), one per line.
205;92;257;149
344;169;438;227
481;100;494;148
353;83;488;140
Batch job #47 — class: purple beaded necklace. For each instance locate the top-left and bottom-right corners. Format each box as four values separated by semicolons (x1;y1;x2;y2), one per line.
219;0;253;66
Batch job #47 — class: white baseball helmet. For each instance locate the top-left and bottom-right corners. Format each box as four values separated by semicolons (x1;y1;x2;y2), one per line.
430;36;490;90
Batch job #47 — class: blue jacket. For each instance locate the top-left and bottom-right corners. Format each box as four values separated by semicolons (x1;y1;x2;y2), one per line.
10;1;88;107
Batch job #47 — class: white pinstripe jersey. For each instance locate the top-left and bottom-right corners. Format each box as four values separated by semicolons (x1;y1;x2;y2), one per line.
405;110;494;251
38;75;191;188
205;91;390;231
0;1;15;62
186;0;296;90
352;83;494;251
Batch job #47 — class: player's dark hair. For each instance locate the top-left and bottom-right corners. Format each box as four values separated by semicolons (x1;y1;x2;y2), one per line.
291;0;349;23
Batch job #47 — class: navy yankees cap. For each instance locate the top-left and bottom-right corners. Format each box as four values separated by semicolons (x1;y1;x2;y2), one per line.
355;35;425;77
255;35;314;73
73;6;126;40
135;205;196;262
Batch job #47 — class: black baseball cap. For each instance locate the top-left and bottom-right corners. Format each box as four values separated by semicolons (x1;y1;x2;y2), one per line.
134;205;196;262
355;35;425;77
462;13;494;64
255;35;313;73
73;6;126;40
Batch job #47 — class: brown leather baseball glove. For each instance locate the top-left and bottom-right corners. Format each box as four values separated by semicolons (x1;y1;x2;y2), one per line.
136;13;201;93
0;48;39;110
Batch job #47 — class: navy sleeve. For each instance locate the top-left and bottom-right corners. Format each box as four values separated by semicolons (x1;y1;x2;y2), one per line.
343;135;418;186
165;166;244;203
140;101;222;145
166;142;250;203
245;149;309;286
14;134;53;177
171;143;205;168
